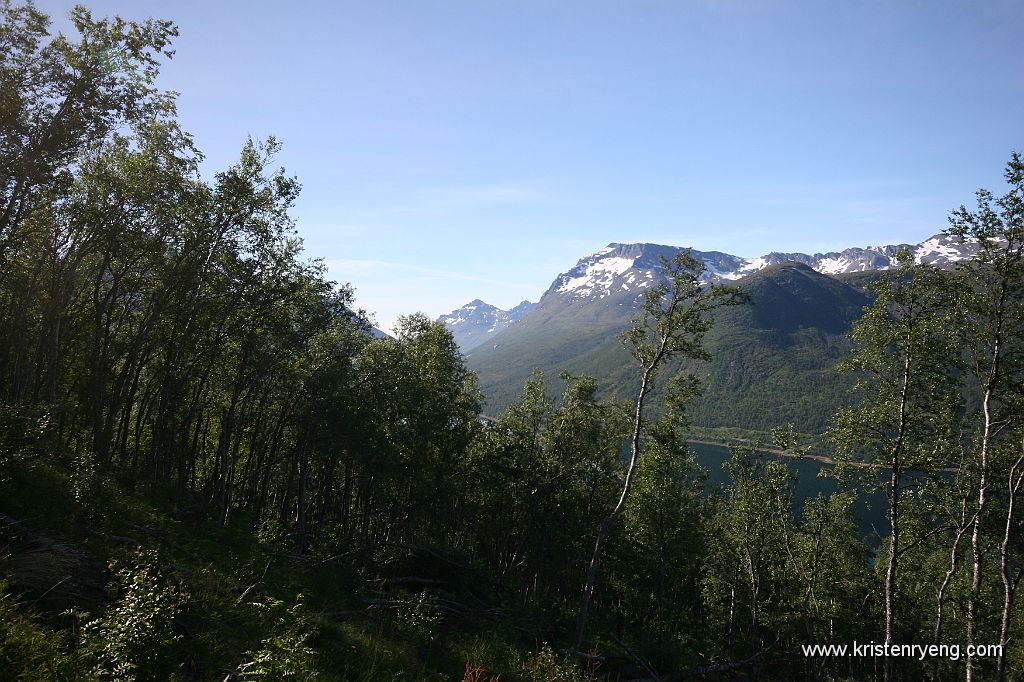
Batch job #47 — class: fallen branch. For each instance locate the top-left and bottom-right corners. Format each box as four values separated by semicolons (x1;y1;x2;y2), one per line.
235;560;271;606
374;576;450;588
310;550;357;567
86;529;141;546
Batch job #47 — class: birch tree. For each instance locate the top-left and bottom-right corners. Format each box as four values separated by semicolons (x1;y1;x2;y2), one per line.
572;249;744;651
829;252;959;682
946;152;1024;682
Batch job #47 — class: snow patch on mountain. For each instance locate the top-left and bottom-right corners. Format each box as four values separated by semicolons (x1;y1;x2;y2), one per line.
557;256;636;295
817;256;858;274
914;234;979;265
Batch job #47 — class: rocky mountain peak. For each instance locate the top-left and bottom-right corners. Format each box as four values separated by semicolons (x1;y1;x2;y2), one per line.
439;299;536;352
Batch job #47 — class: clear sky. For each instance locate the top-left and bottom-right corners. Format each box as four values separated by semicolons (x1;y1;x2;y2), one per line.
38;0;1024;332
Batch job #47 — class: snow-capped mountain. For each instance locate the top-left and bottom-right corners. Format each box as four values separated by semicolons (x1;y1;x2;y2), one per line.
442;231;977;352
545;232;977;304
459;230;983;426
439;299;535;351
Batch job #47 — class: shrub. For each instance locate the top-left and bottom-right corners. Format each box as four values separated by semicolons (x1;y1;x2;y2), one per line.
236;595;318;678
83;549;186;680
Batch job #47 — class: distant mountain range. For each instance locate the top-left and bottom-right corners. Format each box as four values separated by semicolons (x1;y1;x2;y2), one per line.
438;299;534;351
439;232;977;438
440;232;975;353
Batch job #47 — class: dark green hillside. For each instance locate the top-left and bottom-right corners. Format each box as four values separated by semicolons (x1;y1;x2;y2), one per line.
737;262;871;335
464;270;653;409
679;264;871;436
469;262;873;439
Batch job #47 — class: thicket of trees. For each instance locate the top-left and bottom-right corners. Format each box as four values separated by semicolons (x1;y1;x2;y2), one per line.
0;3;1022;680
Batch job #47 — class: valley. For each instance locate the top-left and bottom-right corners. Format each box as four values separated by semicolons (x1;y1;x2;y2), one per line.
443;234;973;442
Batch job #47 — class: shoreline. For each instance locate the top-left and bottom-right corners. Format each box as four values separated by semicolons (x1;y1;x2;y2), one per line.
685;437;841;466
687;437;959;473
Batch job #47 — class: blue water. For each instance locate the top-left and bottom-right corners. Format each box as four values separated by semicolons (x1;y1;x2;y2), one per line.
690;442;889;543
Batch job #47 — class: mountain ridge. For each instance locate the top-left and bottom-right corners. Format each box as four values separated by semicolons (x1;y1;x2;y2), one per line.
440;232;975;352
465;261;876;436
451;231;975;438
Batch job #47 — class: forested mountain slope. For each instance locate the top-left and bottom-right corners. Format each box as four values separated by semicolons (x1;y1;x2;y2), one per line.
469;258;874;438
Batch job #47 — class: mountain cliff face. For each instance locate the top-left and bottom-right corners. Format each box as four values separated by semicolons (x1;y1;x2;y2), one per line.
745;233;977;275
455;232;974;435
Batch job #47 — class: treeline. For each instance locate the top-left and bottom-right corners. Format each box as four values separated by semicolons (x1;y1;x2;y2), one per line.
1;3;1024;681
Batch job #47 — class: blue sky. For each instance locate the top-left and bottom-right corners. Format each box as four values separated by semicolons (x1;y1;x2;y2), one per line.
40;0;1024;331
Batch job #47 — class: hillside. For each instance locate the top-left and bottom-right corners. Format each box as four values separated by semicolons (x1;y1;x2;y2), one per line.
468;260;874;438
456;234;978;437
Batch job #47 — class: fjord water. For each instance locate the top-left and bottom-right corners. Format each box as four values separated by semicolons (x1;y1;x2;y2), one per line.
690;442;888;542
